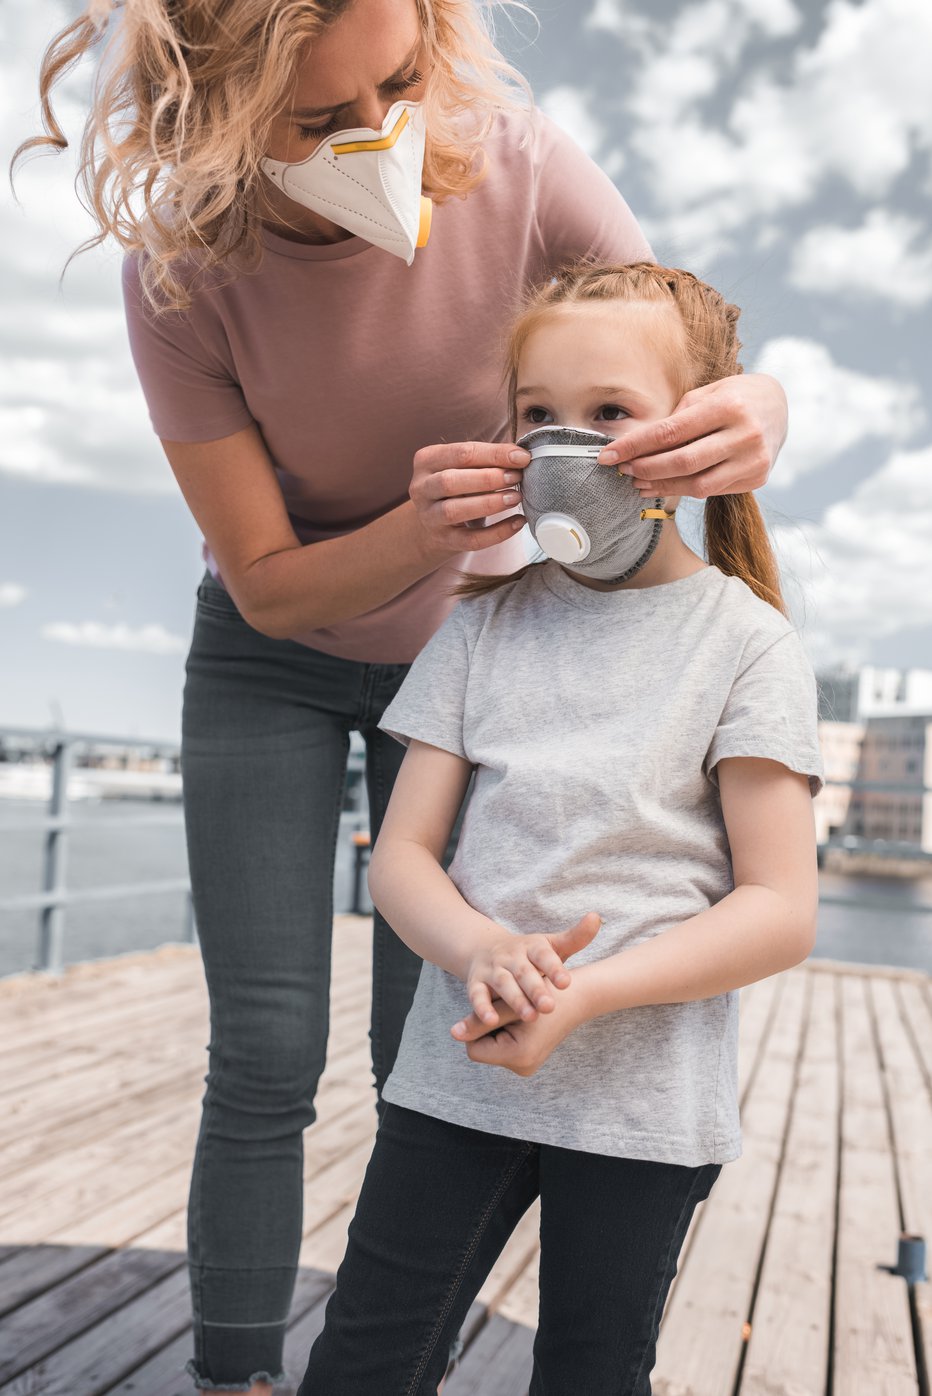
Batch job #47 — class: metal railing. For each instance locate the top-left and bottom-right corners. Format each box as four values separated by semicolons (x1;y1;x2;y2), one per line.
2;726;931;976
0;726;191;974
0;724;371;973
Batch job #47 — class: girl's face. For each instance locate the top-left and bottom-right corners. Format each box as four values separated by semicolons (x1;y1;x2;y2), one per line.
266;0;428;167
514;300;686;440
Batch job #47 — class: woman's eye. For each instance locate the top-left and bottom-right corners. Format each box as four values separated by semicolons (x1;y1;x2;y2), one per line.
596;404;629;422
385;67;424;96
298;118;338;140
523;407;552;424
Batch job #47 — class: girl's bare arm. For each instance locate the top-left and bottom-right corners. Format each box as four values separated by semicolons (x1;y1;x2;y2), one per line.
369;740;600;1021
573;755;819;1019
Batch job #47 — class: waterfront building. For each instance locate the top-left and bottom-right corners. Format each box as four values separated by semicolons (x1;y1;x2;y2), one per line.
816;665;932;722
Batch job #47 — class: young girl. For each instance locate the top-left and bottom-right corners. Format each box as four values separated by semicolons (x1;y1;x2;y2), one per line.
295;262;824;1396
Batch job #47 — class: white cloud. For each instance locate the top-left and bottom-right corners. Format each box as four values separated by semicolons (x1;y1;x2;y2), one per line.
0;584;28;608
753;338;925;485
40;621;188;654
2;2;172;495
539;85;610;165
774;445;932;663
618;0;932;267
788;209;932;308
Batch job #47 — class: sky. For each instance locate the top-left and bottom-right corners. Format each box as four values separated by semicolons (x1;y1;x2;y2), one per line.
1;0;930;741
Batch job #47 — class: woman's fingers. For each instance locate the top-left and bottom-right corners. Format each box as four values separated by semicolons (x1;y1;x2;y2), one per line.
412;442;530;501
596;375;778;494
410;442;531;551
597;402;716;471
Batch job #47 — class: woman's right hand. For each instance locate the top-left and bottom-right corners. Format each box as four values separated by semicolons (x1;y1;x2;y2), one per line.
409;440;530;553
464;913;603;1028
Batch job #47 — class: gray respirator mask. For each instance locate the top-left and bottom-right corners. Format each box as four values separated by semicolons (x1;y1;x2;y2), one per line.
516;425;675;583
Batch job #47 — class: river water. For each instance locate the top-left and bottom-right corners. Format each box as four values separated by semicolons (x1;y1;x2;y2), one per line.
1;797;930;979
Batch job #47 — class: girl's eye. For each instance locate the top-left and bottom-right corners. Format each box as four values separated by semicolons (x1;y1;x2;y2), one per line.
597;404;629;422
385;67;424;96
298;118;338;140
523;407;552;425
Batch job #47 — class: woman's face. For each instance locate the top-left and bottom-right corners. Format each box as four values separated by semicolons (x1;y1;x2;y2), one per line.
514;300;685;440
266;0;428;167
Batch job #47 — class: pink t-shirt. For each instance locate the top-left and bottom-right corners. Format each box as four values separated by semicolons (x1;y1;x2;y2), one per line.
122;107;651;662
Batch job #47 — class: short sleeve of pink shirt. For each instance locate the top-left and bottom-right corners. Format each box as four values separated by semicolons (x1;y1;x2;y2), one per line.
121;107;653;662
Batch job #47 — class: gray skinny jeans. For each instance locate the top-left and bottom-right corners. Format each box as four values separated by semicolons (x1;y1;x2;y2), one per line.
181;570;425;1390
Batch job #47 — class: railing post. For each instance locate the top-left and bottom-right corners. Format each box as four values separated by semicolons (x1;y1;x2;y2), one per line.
38;738;71;974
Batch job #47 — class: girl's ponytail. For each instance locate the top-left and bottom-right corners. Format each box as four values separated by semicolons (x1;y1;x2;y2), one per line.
704;494;787;617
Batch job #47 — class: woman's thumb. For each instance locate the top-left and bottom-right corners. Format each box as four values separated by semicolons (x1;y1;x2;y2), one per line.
550;912;602;961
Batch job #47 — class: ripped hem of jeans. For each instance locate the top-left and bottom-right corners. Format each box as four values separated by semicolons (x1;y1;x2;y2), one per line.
184;1358;287;1391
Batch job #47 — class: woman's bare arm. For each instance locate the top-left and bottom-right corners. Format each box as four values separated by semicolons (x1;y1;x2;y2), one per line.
162;424;525;638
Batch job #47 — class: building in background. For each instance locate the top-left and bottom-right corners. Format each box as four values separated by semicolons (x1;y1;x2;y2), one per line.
817;666;932;723
814;666;932;862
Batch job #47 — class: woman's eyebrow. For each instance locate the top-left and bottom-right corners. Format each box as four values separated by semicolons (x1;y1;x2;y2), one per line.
292;40;421;119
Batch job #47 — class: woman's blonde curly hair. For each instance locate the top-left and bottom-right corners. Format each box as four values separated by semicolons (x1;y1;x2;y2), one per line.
14;0;533;310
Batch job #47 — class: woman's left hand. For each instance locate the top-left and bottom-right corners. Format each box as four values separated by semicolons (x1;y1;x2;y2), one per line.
450;982;588;1077
596;372;787;499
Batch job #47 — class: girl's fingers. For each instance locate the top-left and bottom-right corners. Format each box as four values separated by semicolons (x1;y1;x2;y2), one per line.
512;962;554;1013
488;970;538;1022
453;997;522;1041
468;981;498;1026
527;944;572;988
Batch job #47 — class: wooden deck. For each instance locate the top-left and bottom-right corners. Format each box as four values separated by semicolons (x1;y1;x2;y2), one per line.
1;916;930;1395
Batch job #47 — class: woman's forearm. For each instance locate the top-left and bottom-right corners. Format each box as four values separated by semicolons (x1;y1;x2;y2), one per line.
243;500;450;638
574;884;817;1020
368;835;501;980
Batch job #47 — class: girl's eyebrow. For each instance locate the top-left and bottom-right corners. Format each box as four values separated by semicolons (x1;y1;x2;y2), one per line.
515;384;652;406
292;40;421;119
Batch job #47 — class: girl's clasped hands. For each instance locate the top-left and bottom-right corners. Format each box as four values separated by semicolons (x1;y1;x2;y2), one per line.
450;911;603;1076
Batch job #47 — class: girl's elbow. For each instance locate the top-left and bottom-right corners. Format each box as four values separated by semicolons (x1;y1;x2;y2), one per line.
787;905;818;966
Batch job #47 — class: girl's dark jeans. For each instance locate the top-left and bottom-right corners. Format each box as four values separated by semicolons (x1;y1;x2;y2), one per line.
181;572;424;1389
297;1103;722;1395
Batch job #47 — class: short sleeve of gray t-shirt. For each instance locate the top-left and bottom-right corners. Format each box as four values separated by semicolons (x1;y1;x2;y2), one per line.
378;563;824;1167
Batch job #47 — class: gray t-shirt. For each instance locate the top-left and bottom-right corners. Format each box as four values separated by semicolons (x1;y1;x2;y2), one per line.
378;562;824;1166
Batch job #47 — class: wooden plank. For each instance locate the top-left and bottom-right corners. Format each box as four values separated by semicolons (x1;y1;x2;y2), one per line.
0;1266;191;1396
833;974;917;1395
444;1314;534;1395
897;979;932;1088
102;1264;335;1396
0;1005;371;1222
870;975;932;1386
663;974;784;1320
740;968;838;1394
0;1234;185;1384
651;970;808;1395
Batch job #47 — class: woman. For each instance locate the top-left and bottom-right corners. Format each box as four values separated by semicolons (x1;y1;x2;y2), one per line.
20;1;788;1391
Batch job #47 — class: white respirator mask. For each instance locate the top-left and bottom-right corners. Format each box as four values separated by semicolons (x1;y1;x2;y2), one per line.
260;100;432;265
517;425;675;584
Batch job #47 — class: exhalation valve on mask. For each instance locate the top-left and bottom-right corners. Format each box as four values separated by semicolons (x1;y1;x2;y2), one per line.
516;425;672;584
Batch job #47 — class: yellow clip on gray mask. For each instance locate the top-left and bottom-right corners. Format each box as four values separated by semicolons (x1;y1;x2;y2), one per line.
517;425;674;583
260;100;432;265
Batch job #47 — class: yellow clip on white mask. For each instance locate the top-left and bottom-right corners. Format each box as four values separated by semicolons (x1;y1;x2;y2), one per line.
260;100;432;264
